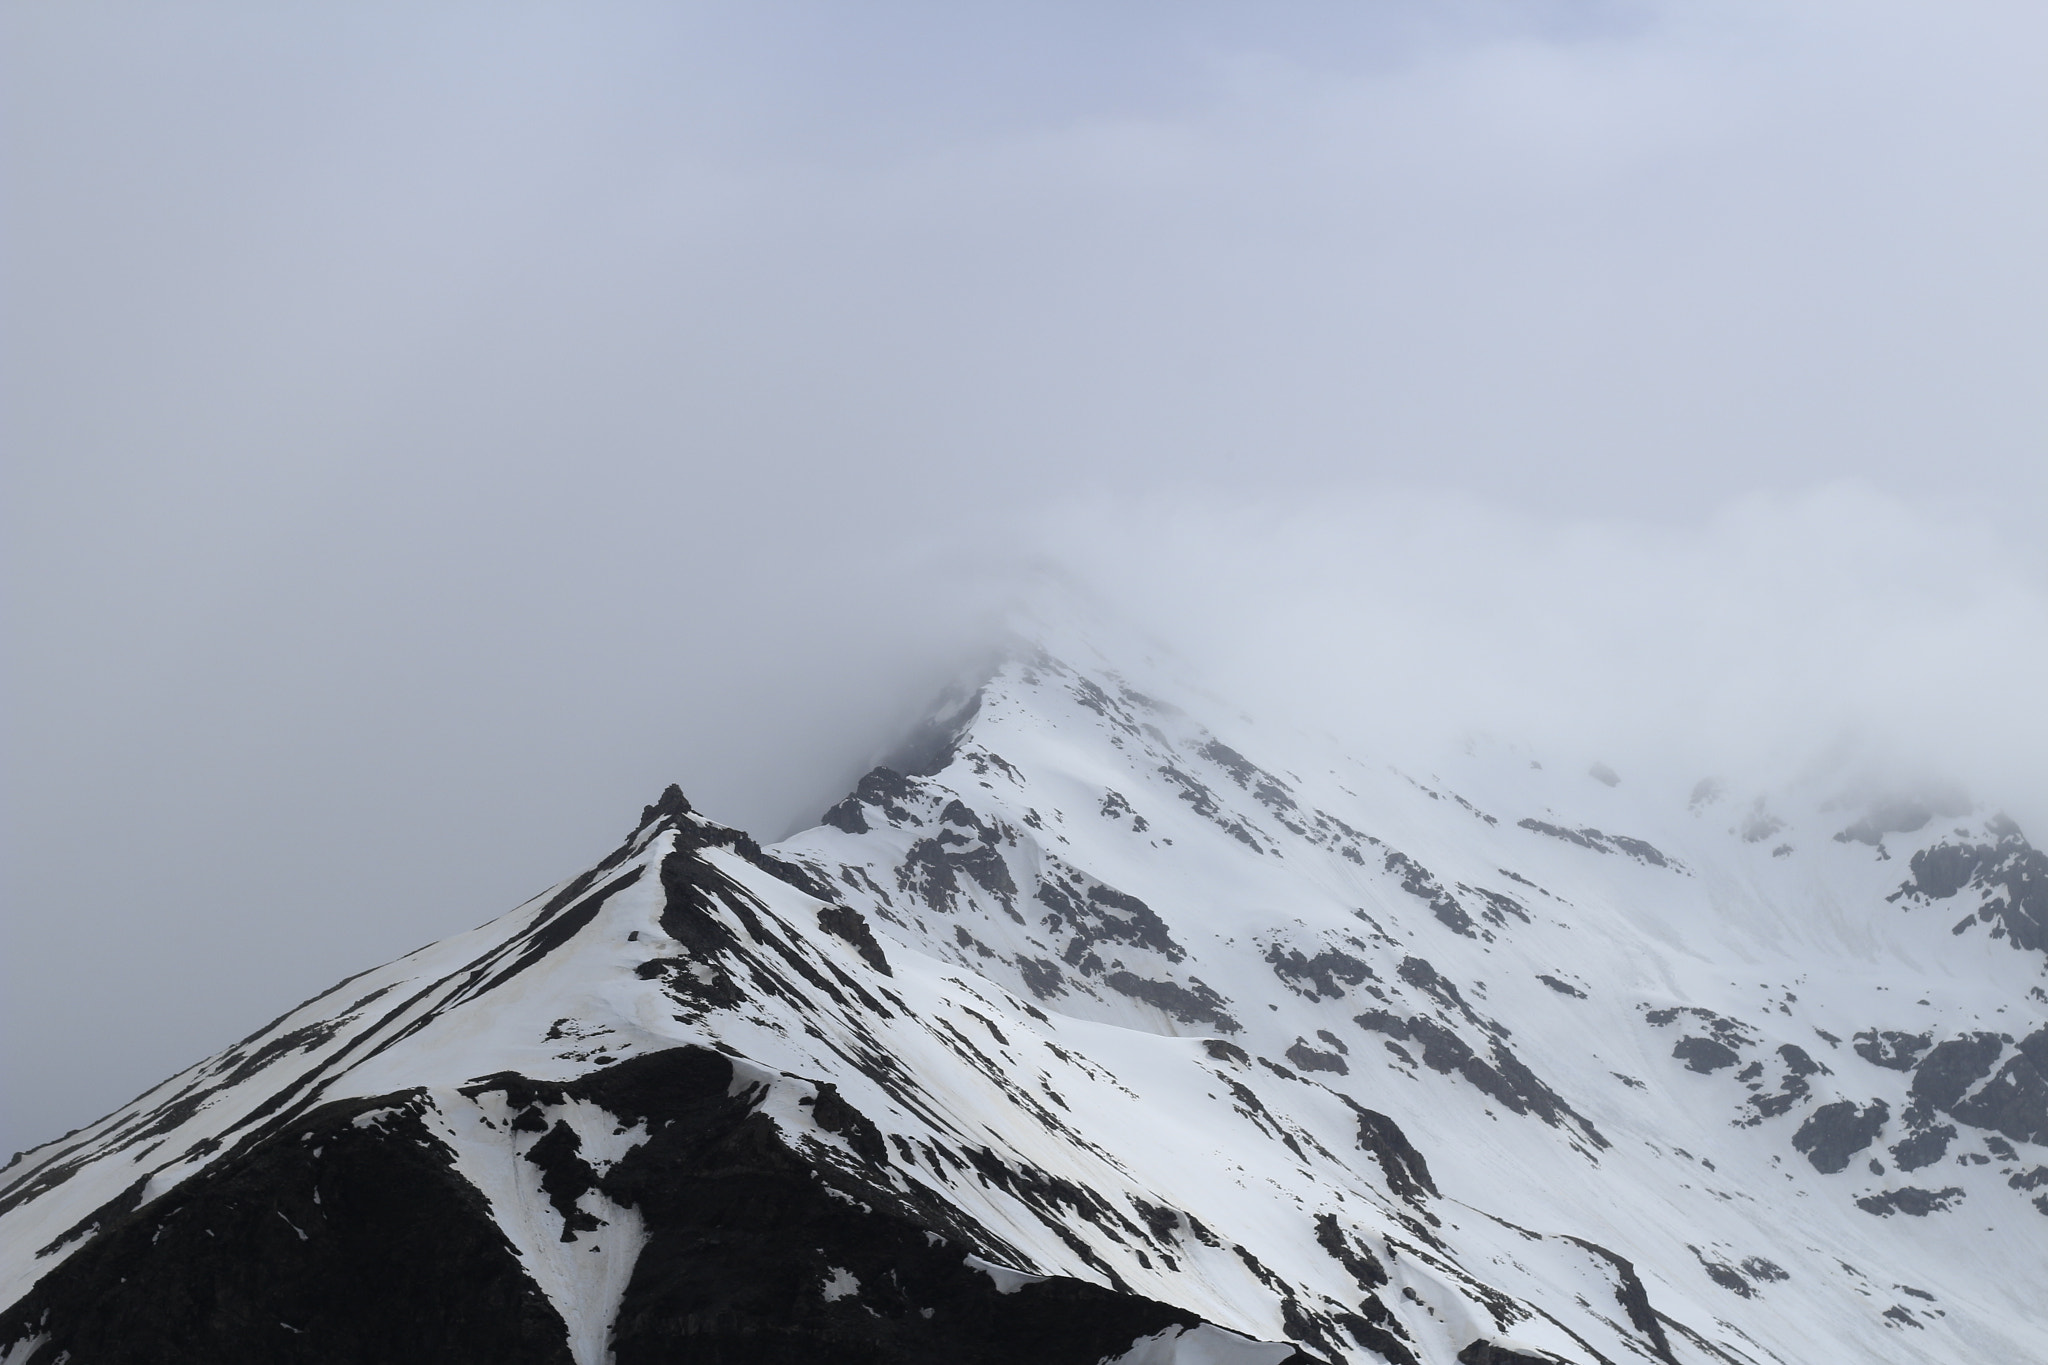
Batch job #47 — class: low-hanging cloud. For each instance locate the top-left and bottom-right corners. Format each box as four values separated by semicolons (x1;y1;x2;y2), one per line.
1038;486;2048;837
3;0;2041;1159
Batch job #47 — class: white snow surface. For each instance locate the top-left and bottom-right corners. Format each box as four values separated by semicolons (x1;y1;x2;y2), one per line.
3;631;2045;1364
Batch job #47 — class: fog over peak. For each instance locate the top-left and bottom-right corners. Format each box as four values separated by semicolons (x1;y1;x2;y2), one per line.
1038;485;2048;835
3;0;2042;1160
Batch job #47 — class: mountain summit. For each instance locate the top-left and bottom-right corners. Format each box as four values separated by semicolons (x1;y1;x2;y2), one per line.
3;639;2044;1364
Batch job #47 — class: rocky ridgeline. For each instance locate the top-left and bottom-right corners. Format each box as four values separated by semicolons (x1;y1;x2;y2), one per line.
2;642;2043;1364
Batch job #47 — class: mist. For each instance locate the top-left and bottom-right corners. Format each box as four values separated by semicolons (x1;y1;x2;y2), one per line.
3;1;2042;1161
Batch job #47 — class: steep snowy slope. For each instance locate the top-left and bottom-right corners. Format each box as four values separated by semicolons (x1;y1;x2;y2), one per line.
767;639;2048;1363
2;633;2043;1364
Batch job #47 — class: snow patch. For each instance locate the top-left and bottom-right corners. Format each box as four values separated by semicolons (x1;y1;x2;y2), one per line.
1100;1324;1298;1365
964;1254;1045;1294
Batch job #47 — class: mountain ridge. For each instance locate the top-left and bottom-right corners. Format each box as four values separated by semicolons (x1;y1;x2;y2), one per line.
3;637;2043;1364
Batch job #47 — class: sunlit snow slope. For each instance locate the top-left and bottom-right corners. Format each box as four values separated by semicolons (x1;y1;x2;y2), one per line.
3;632;2044;1365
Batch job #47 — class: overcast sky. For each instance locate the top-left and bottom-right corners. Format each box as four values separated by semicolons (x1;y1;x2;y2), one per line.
4;0;2043;1160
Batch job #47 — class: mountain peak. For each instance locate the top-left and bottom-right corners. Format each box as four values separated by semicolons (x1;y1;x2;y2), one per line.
635;782;693;832
4;636;2044;1363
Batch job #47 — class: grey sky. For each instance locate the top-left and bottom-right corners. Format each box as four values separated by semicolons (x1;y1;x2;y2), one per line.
3;0;2042;1160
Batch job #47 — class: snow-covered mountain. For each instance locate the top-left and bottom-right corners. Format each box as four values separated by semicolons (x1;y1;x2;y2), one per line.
3;629;2044;1365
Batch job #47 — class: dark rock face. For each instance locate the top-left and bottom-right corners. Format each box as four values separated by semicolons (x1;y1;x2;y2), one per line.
828;768;924;833
1945;1028;2048;1146
1267;946;1376;1001
1099;971;1240;1033
1559;1237;1675;1365
1888;1123;1955;1172
1342;1103;1439;1204
1458;1341;1560;1365
1853;1030;1932;1071
1384;851;1479;939
3;1048;1257;1365
1910;1034;2004;1111
1027;861;1242;1032
1833;799;1940;847
1855;1186;1966;1217
1888;818;2048;954
1352;1008;1607;1150
1673;1037;1741;1074
1746;1057;1820;1121
595;1050;1207;1365
1515;820;1677;870
1792;1100;1890;1174
0;1093;576;1365
1037;873;1180;964
818;903;894;976
1286;1040;1349;1075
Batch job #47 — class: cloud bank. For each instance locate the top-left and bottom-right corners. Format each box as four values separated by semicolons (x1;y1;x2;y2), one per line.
1040;486;2048;834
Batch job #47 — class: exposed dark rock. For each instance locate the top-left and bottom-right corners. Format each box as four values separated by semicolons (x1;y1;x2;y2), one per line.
1946;1027;2048;1145
1673;1037;1740;1073
1314;1213;1389;1289
1285;1040;1348;1075
807;1081;890;1164
1778;1044;1826;1077
1267;945;1376;1000
1016;957;1065;1000
1910;1033;2004;1111
1197;741;1299;820
1102;972;1241;1034
1156;764;1266;852
1745;1046;1826;1120
1888;818;2048;954
836;768;925;829
1464;888;1531;927
638;782;694;830
524;1119;603;1239
1036;870;1182;964
1352;1011;1606;1148
1642;1006;1755;1051
1340;1100;1440;1202
1687;1245;1763;1297
0;1092;577;1365
1834;798;1939;846
821;797;870;834
1888;1123;1955;1172
1536;975;1586;999
1853;1029;1931;1071
1097;791;1148;831
1559;1236;1676;1364
1458;1341;1561;1364
818;903;894;975
1855;1186;1966;1217
1394;957;1487;1030
1792;1100;1890;1174
1516;820;1677;870
1385;852;1478;937
901;828;1017;916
